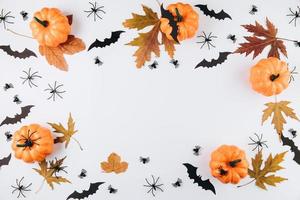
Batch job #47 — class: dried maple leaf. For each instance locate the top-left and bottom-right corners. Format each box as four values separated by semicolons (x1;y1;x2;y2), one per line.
262;101;299;139
247;151;287;190
48;113;83;150
235;18;287;59
162;32;175;59
59;35;86;55
33;159;70;191
101;153;128;174
123;5;159;30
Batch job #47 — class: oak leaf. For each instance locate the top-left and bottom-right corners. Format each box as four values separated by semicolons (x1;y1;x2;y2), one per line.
235;18;287;59
162;32;175;59
248;151;287;190
262;101;299;138
101;153;128;174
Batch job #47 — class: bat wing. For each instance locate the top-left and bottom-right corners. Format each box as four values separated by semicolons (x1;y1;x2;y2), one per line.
281;135;300;165
0;154;11;167
195;52;231;68
0;45;37;59
161;4;179;43
183;163;216;194
195;4;231;20
0;105;34;127
217;10;232;20
66;182;105;200
88;31;125;51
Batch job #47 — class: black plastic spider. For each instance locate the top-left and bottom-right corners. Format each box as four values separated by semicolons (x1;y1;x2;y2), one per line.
287;6;300;27
20;11;28;21
249;5;258;15
5;131;13;142
108;185;118;194
289;66;298;83
248;133;268;152
3;83;13;91
289;128;297;138
94;56;103;66
170;59;179;68
84;2;106;21
197;32;217;50
13;95;22;104
143;175;164;197
44;81;66;101
0;9;15;29
20;68;42;88
139;156;150;164
148;61;158;69
294;41;300;47
11;177;32;198
227;34;237;43
78;169;87;179
193;145;202;156
172;178;182;188
48;158;68;178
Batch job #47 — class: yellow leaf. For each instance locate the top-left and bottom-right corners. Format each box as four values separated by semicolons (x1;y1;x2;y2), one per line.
127;22;161;68
39;45;68;71
100;153;128;174
162;32;175;59
123;5;159;30
59;35;86;55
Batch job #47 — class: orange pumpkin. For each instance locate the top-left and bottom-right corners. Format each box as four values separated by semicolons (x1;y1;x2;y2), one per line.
160;3;199;41
250;57;290;97
210;145;248;184
12;124;54;163
30;8;71;47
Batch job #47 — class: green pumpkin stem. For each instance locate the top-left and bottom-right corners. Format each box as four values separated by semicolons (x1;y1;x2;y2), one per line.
228;159;241;167
34;17;48;27
175;8;183;22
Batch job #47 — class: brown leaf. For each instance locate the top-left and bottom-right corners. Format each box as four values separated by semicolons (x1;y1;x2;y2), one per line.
101;153;128;174
162;32;175;59
59;35;86;55
39;45;68;71
66;15;73;25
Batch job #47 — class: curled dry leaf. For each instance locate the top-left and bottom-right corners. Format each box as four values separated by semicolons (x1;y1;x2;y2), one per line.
101;153;128;174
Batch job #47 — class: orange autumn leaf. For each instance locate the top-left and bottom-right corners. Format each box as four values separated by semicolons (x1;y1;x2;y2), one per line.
101;153;128;174
59;35;86;55
162;32;175;59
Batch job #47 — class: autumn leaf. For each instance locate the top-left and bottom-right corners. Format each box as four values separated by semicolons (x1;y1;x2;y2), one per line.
123;5;159;30
48;113;83;150
247;151;287;190
262;101;299;138
162;32;175;59
235;18;287;59
59;35;86;55
101;153;128;174
33;159;70;191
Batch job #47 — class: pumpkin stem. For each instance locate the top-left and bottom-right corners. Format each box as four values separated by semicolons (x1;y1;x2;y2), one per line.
34;17;49;27
219;168;228;176
175;8;183;22
270;74;280;81
228;159;241;167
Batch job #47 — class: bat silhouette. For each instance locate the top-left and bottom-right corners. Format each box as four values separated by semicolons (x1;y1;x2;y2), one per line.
66;182;105;200
160;4;179;43
183;163;216;194
0;154;11;168
195;52;231;69
0;45;37;59
281;135;300;165
195;4;232;20
88;31;125;51
0;105;34;127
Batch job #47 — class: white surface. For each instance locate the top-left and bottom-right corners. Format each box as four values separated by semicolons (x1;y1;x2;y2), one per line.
0;0;300;199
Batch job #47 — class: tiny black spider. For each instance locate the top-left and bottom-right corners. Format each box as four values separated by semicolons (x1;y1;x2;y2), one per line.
84;1;106;22
148;61;158;69
172;178;182;188
13;95;22;104
197;32;217;50
20;68;42;88
287;6;300;27
78;169;87;179
0;9;15;29
108;185;118;194
289;66;298;83
227;34;237;43
248;133;268;152
94;56;103;66
11;177;32;198
3;83;13;91
289;128;297;138
294;41;300;47
5;131;12;142
139;156;150;164
20;11;28;21
193;145;202;156
249;5;258;15
44;81;66;101
170;59;179;68
143;175;164;197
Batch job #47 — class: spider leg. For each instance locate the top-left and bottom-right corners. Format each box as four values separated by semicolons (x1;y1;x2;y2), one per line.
249;137;256;143
47;93;54;100
295;18;298;27
200;42;206;49
19;190;26;198
89;2;95;8
289;8;295;15
151;175;156;184
289;17;296;24
248;142;257;145
151;188;155;197
97;8;106;14
252;145;258;152
145;178;151;186
207;41;215;48
55;92;64;99
154;176;160;184
94;12;103;20
156;185;164;192
23;183;32;190
143;185;152;187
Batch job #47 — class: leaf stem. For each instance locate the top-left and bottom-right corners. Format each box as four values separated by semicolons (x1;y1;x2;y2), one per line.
5;28;33;39
237;179;255;188
72;137;83;151
35;179;45;193
276;37;297;43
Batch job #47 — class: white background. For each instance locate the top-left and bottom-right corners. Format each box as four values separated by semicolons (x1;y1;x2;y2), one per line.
1;0;300;199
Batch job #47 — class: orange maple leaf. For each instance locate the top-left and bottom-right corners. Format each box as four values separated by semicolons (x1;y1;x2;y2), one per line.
101;153;128;174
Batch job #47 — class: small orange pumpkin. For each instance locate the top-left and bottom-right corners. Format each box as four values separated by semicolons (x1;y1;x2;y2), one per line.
12;124;54;163
160;3;199;41
250;57;290;97
210;145;248;184
30;8;71;47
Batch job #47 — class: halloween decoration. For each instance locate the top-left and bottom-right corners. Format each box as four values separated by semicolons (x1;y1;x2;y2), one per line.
195;4;231;20
88;31;125;51
0;154;11;168
101;153;128;174
0;45;37;59
66;182;104;200
195;52;231;68
143;175;164;197
0;105;34;126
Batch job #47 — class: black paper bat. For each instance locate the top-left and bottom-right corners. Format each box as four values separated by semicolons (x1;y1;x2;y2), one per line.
195;52;231;69
160;4;179;43
0;105;34;127
0;45;37;59
195;4;232;20
0;154;11;168
66;182;105;200
88;31;125;51
281;135;300;165
183;163;216;194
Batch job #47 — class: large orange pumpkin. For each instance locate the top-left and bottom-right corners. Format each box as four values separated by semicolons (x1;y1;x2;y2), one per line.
250;57;290;97
160;3;199;41
30;8;71;47
210;145;248;184
12;124;54;163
